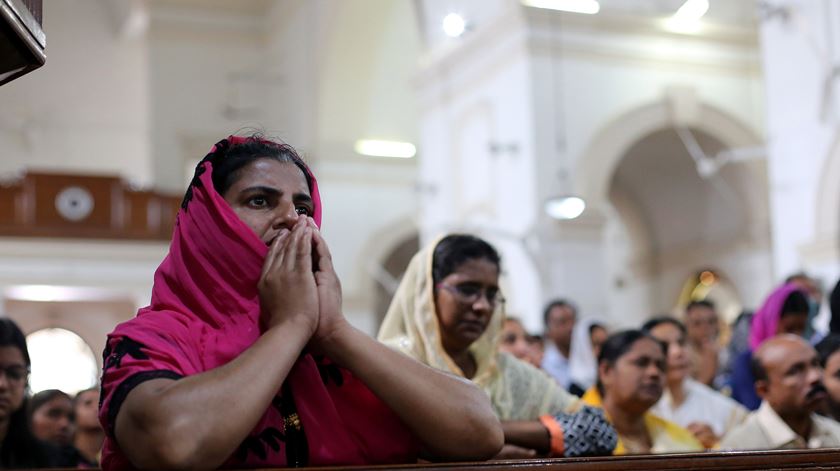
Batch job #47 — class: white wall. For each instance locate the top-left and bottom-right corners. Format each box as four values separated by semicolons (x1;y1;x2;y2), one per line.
760;1;840;288
0;0;150;185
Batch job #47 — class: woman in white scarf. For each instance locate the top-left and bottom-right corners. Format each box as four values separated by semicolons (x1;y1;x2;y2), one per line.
378;235;583;457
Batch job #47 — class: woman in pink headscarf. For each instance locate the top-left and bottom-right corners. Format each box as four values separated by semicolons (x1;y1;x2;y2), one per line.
98;135;502;470
729;283;810;410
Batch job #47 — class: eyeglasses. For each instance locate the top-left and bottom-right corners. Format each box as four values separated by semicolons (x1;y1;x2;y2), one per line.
0;365;29;383
436;282;505;307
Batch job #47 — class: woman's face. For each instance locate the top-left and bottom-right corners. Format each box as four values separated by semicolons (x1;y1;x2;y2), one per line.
74;389;101;430
648;323;690;385
777;312;808;337
600;338;665;415
0;346;27;423
434;258;501;354
590;326;608;359
499;319;530;362
223;159;314;246
31;395;74;446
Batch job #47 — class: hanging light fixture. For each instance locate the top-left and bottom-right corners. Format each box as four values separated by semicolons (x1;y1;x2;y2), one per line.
544;195;586;220
541;6;586;221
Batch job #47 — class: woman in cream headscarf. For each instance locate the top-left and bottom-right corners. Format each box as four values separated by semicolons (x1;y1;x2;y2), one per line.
379;235;614;457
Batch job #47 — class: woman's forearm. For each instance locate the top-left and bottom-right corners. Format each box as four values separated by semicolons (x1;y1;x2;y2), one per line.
501;421;550;454
321;323;504;461
116;318;314;470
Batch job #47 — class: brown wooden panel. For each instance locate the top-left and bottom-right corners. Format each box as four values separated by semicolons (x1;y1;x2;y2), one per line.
29;173;119;229
0;181;22;226
0;171;181;241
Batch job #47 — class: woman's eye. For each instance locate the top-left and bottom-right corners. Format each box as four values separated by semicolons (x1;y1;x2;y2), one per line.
249;196;268;207
295;206;311;216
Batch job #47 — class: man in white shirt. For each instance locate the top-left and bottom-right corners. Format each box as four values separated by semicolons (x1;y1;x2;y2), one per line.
540;299;576;389
720;335;840;450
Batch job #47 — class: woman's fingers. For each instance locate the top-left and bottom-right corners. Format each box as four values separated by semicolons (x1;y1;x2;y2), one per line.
310;221;335;274
260;229;289;281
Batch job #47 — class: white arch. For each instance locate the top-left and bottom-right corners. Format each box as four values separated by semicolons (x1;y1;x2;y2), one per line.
576;101;763;210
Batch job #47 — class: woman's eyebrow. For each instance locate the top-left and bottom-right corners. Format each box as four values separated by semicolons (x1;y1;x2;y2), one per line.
240;186;280;196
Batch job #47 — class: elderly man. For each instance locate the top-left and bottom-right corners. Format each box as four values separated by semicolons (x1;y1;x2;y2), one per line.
720;335;840;450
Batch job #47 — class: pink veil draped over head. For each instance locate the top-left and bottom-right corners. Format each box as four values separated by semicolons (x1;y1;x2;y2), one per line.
749;282;808;351
98;136;416;470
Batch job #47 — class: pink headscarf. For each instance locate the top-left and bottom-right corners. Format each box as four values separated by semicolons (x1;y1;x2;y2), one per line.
99;136;417;469
749;282;808;351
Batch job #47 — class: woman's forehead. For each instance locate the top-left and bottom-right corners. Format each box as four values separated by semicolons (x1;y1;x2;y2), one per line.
234;159;310;194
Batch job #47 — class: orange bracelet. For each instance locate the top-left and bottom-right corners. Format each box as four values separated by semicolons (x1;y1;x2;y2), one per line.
539;414;565;457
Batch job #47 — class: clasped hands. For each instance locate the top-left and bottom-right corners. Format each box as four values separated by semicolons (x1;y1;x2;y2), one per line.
257;217;348;353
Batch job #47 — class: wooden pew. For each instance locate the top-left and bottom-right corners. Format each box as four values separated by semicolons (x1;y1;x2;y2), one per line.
28;449;840;470
293;449;840;471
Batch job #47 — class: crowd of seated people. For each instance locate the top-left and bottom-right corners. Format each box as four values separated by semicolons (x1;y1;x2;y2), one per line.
4;134;840;469
0;319;104;468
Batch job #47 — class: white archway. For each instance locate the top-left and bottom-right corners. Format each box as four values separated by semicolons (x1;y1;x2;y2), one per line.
576;101;764;210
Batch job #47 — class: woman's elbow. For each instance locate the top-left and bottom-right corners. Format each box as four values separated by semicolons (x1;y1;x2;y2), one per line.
121;414;214;470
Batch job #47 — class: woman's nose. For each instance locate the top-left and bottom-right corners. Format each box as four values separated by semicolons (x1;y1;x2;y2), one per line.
272;200;300;229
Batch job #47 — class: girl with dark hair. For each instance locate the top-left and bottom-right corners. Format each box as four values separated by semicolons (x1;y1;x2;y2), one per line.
583;330;702;454
729;283;811;410
98;135;503;470
379;235;617;458
29;389;73;447
0;318;56;468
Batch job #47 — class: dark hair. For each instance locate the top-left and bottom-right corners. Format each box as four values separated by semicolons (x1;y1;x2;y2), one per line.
595;330;665;395
182;133;312;208
750;353;768;383
589;323;606;336
0;319;54;468
72;387;98;409
830;279;840;333
431;234;501;285
816;334;840;367
686;300;715;313
542;299;577;326
28;389;71;423
781;290;809;317
641;316;687;336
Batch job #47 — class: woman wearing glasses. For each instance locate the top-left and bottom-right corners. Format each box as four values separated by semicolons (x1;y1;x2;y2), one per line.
0;318;57;467
379;234;616;458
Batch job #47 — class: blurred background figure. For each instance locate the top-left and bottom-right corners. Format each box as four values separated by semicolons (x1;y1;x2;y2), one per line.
721;335;840;450
684;300;724;388
730;284;810;410
644;317;747;449
583;330;702;454
28;389;73;448
815;334;840;422
0;318;56;468
525;334;545;369
72;387;102;466
542;300;577;388
568;319;608;396
499;317;536;367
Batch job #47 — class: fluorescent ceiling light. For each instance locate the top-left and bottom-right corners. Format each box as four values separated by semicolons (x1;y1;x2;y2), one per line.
545;196;586;220
442;13;467;38
665;0;708;33
5;285;126;302
354;140;417;159
673;0;709;21
521;0;600;15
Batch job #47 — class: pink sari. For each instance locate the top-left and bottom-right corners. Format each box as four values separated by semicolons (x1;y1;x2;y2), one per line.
98;137;418;469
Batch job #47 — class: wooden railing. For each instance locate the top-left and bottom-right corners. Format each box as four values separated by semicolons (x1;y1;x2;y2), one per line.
291;449;840;471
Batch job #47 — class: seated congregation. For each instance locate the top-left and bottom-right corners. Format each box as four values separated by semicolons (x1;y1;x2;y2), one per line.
3;134;840;470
